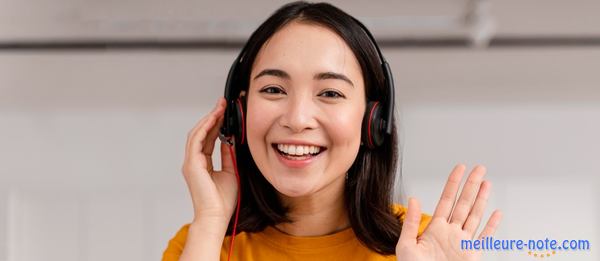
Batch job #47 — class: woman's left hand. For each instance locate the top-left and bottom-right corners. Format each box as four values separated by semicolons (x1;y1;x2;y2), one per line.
395;164;503;261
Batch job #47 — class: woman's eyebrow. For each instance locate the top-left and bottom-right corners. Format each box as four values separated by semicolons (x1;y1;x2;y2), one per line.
253;69;354;88
315;71;354;87
253;69;290;81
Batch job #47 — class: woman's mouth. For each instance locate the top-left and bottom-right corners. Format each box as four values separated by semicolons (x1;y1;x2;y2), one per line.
271;143;327;168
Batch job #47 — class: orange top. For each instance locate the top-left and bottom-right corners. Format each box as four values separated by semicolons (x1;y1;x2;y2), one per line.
162;204;431;261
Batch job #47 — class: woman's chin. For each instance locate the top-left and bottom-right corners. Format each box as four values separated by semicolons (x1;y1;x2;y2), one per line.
272;181;318;198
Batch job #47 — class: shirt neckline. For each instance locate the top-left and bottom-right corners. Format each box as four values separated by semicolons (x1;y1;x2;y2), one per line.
256;225;357;250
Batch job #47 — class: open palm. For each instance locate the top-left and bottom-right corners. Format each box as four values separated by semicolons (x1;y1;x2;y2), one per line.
396;164;503;261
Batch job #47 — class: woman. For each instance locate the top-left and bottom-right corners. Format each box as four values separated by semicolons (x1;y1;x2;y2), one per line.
163;1;502;260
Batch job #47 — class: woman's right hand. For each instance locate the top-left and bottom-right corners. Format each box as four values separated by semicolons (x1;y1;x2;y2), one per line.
182;97;239;226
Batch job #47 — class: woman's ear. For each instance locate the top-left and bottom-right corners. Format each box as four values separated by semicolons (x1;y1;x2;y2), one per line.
239;90;247;98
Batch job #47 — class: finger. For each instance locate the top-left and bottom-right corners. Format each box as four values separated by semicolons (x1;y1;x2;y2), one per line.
398;197;422;245
201;113;225;171
449;165;486;226
220;139;236;175
462;180;491;237
477;210;502;239
184;98;225;156
184;112;226;178
187;99;226;158
188;109;225;171
202;115;224;173
432;164;466;220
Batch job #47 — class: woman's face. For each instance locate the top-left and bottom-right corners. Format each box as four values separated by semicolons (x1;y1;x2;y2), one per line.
246;21;366;198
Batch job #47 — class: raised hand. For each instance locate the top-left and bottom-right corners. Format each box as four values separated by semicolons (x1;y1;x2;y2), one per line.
182;97;238;225
396;164;502;261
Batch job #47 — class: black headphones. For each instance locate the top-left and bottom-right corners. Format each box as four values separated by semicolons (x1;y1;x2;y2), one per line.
219;18;394;149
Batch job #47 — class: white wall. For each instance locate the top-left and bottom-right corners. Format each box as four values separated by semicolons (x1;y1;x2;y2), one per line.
1;1;600;261
1;48;598;261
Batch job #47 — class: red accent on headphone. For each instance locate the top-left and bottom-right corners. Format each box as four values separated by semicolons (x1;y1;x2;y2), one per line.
236;98;245;144
367;101;379;148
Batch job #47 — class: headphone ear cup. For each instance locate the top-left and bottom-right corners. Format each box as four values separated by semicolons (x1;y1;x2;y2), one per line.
234;97;246;145
362;101;384;149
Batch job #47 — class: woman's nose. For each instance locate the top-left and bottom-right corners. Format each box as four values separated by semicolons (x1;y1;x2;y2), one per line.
279;93;319;133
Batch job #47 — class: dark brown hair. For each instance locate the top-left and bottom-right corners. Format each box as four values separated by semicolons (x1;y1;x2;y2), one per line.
225;1;402;255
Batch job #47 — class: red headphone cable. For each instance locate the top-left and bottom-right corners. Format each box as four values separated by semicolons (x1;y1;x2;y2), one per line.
226;143;241;261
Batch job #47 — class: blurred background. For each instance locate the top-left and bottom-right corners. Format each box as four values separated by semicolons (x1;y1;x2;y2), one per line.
1;0;598;260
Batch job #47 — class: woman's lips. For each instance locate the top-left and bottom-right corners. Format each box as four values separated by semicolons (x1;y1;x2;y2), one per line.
272;144;325;169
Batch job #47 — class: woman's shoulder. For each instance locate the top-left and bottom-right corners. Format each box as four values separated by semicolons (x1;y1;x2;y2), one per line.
391;203;432;237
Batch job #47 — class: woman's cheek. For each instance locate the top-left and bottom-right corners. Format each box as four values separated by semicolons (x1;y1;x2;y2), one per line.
246;98;272;158
327;105;363;144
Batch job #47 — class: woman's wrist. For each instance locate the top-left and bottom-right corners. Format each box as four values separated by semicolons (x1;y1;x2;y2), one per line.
190;216;230;239
179;218;230;261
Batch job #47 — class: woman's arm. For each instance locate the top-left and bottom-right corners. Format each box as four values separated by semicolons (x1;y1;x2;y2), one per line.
179;219;228;261
177;97;239;260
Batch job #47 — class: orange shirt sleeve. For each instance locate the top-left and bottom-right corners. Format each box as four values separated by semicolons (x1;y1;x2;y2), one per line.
394;204;432;237
161;224;191;261
162;205;432;260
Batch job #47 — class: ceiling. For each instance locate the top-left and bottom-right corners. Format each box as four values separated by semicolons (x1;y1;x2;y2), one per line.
1;0;599;42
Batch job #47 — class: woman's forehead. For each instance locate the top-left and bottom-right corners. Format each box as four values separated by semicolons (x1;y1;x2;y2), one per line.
251;21;363;84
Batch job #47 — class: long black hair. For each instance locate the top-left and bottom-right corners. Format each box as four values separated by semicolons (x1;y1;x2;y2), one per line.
225;1;402;255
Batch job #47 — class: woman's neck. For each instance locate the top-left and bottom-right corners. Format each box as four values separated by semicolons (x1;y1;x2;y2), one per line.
275;174;350;237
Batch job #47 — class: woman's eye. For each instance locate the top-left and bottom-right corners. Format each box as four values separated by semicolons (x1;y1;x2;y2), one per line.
319;90;345;98
259;86;286;95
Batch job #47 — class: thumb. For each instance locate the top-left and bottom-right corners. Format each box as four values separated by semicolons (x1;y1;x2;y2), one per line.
398;197;422;245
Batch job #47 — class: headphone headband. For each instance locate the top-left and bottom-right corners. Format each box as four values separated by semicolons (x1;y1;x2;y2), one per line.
350;17;395;135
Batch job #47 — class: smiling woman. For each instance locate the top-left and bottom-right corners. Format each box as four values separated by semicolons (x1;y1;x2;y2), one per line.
162;1;501;261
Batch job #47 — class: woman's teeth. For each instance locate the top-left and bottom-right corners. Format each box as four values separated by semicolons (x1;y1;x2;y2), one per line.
276;144;322;156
